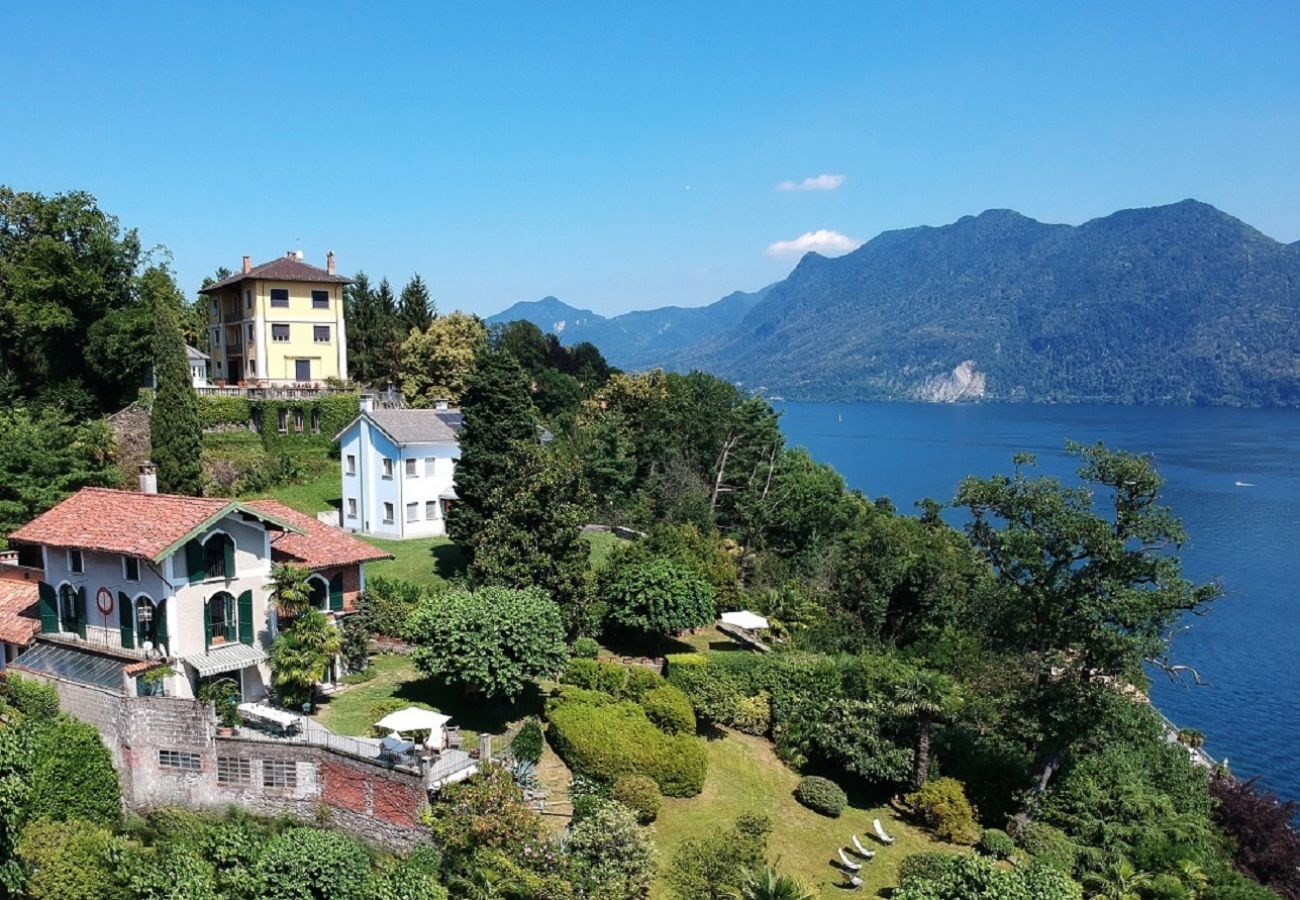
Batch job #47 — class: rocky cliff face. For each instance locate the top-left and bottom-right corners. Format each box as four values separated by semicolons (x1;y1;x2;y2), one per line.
912;360;987;402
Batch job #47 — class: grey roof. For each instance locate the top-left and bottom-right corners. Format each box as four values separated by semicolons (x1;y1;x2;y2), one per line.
14;642;128;691
336;409;460;446
185;642;267;677
186;344;210;361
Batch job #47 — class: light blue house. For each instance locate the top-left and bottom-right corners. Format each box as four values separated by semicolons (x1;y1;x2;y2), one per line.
335;400;462;539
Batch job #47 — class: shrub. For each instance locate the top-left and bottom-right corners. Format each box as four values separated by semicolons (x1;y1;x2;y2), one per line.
732;692;771;735
794;775;847;817
356;577;423;639
561;658;627;696
1016;822;1079;872
906;777;980;844
665;654;742;725
546;691;707;797
566;800;657;898
667;813;771;900
571;636;600;659
4;673;60;719
602;557;716;639
27;718;123;827
569;773;613;821
977;827;1016;860
511;719;544;764
898;852;959;887
252;827;372;900
611;774;662;824
640;684;696;735
624;666;665;700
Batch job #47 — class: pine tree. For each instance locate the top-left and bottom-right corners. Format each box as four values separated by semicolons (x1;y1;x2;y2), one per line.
374;277;402;384
447;349;536;553
149;276;203;495
344;272;377;384
399;273;435;334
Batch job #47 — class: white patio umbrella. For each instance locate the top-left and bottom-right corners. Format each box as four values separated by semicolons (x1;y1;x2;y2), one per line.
374;707;452;749
721;610;769;632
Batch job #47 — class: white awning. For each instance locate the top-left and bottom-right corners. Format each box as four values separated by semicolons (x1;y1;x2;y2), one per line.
438;487;459;500
721;610;769;631
185;642;266;677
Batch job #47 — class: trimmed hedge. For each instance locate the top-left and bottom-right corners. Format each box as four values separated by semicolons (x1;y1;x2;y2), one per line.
897;852;959;887
732;692;771;736
198;396;253;430
794;775;847;817
611;774;661;824
905;777;980;845
640;684;696;735
511;718;544;764
561;658;628;696
977;827;1015;860
571;637;600;659
546;688;707;797
623;666;665;700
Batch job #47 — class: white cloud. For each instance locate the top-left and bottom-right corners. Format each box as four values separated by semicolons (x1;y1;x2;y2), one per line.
776;173;845;192
766;229;862;258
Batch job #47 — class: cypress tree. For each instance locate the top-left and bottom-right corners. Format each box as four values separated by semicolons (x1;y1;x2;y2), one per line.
399;273;435;335
447;349;536;553
149;275;203;495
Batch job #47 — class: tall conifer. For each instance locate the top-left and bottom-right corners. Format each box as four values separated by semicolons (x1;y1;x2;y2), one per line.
149;274;203;495
399;274;435;334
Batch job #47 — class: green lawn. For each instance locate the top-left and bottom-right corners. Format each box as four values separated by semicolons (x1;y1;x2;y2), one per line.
313;653;544;751
361;536;464;588
650;728;961;899
582;530;622;570
257;461;342;515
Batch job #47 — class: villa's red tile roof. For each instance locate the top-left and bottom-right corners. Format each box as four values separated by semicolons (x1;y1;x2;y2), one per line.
0;580;40;646
199;256;351;293
8;489;231;559
243;500;393;569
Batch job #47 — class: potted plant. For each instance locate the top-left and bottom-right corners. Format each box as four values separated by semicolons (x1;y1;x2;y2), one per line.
199;678;242;735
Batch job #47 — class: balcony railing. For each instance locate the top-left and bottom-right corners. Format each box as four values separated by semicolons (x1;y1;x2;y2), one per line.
195;384;357;399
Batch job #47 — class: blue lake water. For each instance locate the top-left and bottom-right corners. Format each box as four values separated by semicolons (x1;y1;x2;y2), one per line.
776;401;1300;804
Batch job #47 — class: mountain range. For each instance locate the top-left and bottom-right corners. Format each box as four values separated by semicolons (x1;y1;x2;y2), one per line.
489;201;1300;406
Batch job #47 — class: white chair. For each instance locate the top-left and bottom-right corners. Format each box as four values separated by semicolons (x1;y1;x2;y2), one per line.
837;848;862;872
873;818;895;844
852;834;876;858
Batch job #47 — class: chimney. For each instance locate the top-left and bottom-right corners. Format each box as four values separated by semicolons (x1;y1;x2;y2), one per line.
358;394;374;412
327;250;336;276
139;462;158;494
435;398;449;411
242;255;251;274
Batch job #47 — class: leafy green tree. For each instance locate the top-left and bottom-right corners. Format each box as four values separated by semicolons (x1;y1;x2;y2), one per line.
17;818;126;900
397;310;488;406
268;609;341;708
405;586;567;700
398;273;435;334
425;763;546;874
0;406;119;544
894;669;962;786
954;443;1222;808
565;800;656;899
0;187;143;412
893;854;1082;900
447;349;537;552
468;443;595;634
149;283;203;495
603;558;715;643
251;827;372;900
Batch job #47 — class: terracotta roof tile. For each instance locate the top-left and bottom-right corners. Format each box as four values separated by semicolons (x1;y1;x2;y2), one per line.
243;500;393;569
199;256;352;293
8;489;299;562
0;580;39;646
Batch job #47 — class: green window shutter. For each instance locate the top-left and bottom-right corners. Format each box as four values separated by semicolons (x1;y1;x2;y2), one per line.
223;537;236;579
203;597;213;648
155;599;168;653
328;573;344;611
118;592;134;649
185;539;206;583
224;593;236;642
237;590;254;645
38;582;58;634
75;587;87;638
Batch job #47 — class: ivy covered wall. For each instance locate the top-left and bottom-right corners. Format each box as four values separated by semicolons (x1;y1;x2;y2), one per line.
197;394;359;455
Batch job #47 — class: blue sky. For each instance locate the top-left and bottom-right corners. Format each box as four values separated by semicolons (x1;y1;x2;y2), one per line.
4;2;1298;316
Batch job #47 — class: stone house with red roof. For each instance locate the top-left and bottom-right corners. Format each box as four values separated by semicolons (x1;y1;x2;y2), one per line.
4;474;390;701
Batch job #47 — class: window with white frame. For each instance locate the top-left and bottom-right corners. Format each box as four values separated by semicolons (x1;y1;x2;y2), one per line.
347;498;357;519
313;325;330;343
382;458;393;479
405;458;417;477
123;557;140;582
383;502;394;523
426;501;437;520
406;502;419;523
272;323;290;342
424;457;435;476
345;454;356;475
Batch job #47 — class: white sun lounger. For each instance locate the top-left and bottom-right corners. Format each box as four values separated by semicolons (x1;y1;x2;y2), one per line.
852;834;876;858
837;848;862;872
847;874;864;889
873;818;895;844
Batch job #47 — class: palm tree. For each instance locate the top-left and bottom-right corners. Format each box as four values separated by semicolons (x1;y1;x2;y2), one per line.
735;867;815;900
268;609;341;708
1084;858;1153;900
268;563;313;619
893;669;961;787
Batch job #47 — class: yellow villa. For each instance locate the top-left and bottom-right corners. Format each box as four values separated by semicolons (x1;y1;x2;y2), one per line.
199;251;351;385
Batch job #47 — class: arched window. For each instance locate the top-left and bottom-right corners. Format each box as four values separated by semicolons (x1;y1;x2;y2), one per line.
308;577;329;611
204;533;233;579
136;596;159;646
207;592;235;646
58;584;78;632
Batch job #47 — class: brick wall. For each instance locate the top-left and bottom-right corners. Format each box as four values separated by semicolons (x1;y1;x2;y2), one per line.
26;670;427;851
